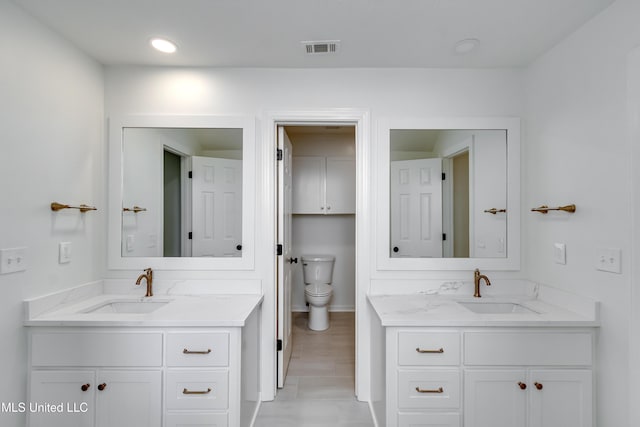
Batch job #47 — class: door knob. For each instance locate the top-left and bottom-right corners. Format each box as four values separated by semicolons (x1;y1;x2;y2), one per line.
81;383;90;392
534;382;543;390
289;257;298;264
518;382;527;390
98;383;107;391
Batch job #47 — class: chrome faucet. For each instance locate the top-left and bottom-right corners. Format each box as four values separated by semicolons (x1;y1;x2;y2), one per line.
473;268;491;298
135;268;153;297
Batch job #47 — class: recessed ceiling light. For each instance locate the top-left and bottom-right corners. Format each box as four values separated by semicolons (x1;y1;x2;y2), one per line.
454;38;480;55
150;38;177;54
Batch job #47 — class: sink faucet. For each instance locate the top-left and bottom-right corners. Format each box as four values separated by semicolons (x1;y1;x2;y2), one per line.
473;268;491;298
135;268;153;297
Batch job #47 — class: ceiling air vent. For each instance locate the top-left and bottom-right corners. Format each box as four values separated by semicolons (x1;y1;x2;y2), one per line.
302;40;340;55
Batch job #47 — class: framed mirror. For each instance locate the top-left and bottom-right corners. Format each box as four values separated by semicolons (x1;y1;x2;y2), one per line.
377;117;520;271
108;115;255;270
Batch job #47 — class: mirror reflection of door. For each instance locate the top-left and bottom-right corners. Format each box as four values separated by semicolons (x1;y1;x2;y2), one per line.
390;158;443;257
390;129;507;259
191;156;242;257
163;150;182;257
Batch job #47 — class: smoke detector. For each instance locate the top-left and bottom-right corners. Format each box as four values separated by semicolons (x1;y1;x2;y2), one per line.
301;40;340;55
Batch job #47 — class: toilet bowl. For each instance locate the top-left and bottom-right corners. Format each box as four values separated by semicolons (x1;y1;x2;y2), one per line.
301;255;335;331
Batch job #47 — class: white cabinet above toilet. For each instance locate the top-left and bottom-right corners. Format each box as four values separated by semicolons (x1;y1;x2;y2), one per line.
293;156;355;214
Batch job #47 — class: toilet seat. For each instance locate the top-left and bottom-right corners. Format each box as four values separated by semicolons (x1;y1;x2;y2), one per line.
305;283;332;296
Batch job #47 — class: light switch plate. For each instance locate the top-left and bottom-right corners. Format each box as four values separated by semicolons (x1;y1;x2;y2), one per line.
596;247;621;274
59;242;72;264
0;247;27;274
553;243;566;265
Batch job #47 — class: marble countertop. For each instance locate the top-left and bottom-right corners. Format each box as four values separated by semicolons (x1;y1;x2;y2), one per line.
25;285;263;327
368;293;599;327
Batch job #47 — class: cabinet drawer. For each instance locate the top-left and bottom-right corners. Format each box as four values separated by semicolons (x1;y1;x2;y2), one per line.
464;331;593;366
31;332;162;367
166;370;229;410
167;332;229;367
398;413;460;427
165;413;228;427
398;332;460;366
398;370;460;409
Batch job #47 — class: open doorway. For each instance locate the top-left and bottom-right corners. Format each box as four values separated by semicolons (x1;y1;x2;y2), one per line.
276;124;357;394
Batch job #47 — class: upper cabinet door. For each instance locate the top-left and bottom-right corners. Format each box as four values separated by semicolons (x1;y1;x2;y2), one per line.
292;156;325;214
325;157;356;214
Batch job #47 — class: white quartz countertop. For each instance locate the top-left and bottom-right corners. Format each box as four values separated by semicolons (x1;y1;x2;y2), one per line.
368;293;599;327
25;293;263;327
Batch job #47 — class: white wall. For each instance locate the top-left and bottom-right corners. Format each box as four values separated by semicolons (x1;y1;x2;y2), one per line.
0;1;104;425
523;1;640;425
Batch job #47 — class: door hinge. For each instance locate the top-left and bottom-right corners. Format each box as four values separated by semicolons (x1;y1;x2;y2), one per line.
188;232;193;240
277;339;283;351
442;172;446;181
188;171;193;179
277;149;283;161
277;244;283;256
442;233;447;241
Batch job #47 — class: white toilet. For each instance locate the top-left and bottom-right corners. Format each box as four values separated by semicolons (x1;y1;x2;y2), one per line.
302;255;335;331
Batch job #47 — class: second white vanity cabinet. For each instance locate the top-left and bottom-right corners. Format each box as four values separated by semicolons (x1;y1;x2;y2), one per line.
292;156;355;214
375;327;595;427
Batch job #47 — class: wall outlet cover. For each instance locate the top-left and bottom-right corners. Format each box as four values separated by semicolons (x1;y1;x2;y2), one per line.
59;242;72;264
553;243;566;265
596;247;622;274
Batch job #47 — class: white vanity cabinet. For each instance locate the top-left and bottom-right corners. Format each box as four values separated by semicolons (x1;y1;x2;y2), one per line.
292;156;355;214
377;327;595;427
28;331;163;427
27;304;261;427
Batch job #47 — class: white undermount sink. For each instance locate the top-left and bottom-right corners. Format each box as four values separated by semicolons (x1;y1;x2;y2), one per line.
82;299;171;314
458;301;539;314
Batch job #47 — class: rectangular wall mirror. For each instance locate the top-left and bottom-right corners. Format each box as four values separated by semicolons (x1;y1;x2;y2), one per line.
377;117;520;271
108;116;255;270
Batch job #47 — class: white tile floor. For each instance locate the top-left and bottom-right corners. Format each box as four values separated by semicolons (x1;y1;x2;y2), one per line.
254;312;375;427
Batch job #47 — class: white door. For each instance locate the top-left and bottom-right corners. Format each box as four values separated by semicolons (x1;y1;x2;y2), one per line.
464;370;527;427
191;156;242;257
95;370;162;427
29;370;96;427
326;157;356;214
528;370;592;427
277;127;294;388
390;158;443;257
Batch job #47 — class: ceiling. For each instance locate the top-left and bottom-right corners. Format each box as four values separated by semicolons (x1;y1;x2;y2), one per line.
13;0;614;68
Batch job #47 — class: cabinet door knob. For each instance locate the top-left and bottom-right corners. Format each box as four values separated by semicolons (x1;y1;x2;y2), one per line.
534;382;543;390
236;244;242;251
518;382;527;390
393;246;399;253
98;383;107;391
81;383;91;392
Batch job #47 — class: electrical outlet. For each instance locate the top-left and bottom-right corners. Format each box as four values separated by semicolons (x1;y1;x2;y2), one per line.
0;247;27;274
59;242;72;264
596;247;621;274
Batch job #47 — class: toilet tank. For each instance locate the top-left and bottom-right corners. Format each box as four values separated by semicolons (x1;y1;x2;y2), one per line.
301;255;335;285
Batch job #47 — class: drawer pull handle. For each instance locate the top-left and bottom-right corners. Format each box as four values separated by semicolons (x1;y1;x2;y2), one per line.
416;347;444;354
534;382;543;390
81;383;91;392
415;386;444;394
518;382;527;390
98;383;107;391
183;348;212;355
183;387;212;395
